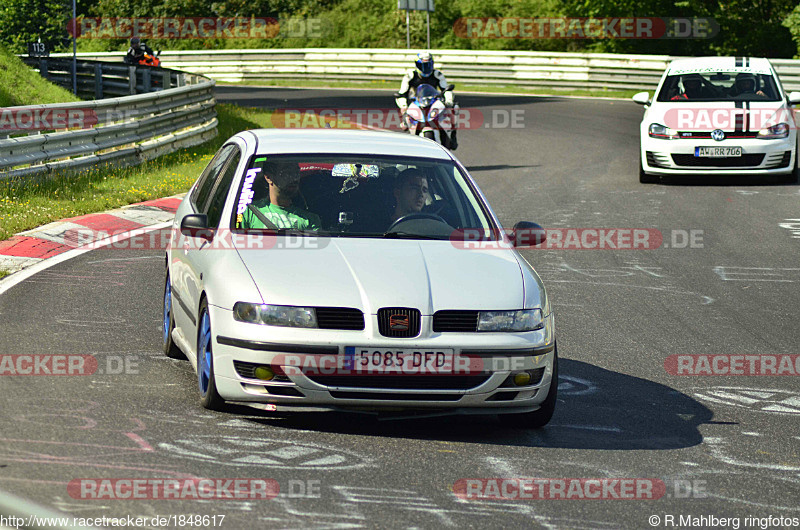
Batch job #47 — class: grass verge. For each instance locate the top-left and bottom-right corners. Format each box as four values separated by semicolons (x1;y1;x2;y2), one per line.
218;79;641;99
0;104;273;242
0;45;80;106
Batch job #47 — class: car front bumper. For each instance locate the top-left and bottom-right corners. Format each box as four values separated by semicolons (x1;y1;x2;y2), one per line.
209;305;556;412
640;135;796;175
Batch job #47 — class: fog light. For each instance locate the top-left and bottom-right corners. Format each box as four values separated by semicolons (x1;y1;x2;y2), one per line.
513;371;532;386
254;366;274;381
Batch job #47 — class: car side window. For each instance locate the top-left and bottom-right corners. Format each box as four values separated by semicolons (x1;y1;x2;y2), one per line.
191;145;236;212
206;149;242;228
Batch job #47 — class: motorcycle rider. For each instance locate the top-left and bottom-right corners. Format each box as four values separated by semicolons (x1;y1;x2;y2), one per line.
395;51;457;149
125;37;156;66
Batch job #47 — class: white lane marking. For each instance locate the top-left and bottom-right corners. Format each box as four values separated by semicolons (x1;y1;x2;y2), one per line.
713;266;800;282
0;221;172;297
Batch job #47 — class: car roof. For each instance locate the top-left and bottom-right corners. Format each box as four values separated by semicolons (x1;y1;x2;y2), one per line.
666;57;774;76
239;128;454;160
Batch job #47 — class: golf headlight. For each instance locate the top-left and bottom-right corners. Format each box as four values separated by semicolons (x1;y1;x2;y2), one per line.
233;302;317;328
757;123;789;139
478;309;544;332
648;123;679;139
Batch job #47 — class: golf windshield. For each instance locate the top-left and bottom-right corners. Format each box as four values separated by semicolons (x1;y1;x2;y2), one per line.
656;71;781;102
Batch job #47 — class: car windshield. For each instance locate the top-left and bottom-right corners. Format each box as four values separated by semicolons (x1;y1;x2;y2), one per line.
230;154;496;240
656;71;781;102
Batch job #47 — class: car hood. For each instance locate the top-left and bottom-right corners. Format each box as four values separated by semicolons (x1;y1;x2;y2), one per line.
650;100;790;133
234;237;527;314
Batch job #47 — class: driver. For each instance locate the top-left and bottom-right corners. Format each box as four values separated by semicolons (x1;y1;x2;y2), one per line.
395;52;454;111
124;37;155;65
732;73;766;97
241;161;321;230
391;168;429;223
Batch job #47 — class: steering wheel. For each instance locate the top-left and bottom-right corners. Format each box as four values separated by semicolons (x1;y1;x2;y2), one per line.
386;212;448;233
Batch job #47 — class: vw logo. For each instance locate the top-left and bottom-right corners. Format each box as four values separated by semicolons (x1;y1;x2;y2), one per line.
711;129;726;142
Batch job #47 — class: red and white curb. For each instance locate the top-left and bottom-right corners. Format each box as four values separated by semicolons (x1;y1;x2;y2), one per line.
0;195;183;277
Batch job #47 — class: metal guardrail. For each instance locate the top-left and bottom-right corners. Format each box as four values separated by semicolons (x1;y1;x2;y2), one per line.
51;48;800;92
0;58;217;180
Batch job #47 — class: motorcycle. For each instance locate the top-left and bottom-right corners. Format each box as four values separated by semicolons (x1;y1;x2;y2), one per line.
400;83;458;150
138;50;161;67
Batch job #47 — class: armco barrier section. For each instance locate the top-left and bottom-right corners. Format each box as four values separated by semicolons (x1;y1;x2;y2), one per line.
0;59;217;179
50;49;800;92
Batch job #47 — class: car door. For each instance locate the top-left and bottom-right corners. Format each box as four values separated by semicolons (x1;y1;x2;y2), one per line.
172;144;241;345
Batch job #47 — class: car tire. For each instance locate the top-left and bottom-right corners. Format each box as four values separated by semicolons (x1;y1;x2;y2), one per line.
639;159;658;184
162;270;184;359
498;343;558;429
197;297;226;411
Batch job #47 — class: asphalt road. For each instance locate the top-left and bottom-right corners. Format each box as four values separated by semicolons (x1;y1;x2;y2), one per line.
1;86;799;529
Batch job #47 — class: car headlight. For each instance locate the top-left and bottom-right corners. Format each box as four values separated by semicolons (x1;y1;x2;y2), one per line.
648;123;679;139
233;302;317;328
757;122;789;139
478;309;544;332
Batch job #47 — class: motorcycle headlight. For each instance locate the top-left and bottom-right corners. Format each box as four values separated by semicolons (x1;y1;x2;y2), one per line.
233;302;318;328
757;122;789;139
648;123;679;140
477;309;544;332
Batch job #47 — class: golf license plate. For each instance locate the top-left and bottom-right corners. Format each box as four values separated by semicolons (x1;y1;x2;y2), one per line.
695;146;742;157
344;347;456;373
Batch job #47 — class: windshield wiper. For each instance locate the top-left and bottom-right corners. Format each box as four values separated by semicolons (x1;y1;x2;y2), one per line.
382;231;446;240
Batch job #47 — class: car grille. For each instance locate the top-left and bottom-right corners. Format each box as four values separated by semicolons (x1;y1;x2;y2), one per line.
307;374;492;390
377;308;421;338
315;307;365;330
677;131;759;139
433;310;479;332
671;153;765;167
329;391;461;401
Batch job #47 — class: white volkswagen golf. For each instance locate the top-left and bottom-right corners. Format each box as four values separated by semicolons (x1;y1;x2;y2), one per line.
163;128;557;428
634;56;800;183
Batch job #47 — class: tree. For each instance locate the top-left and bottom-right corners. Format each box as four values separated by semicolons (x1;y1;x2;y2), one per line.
0;0;72;53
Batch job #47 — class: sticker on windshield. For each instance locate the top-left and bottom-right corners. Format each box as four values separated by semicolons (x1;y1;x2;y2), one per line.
669;66;772;76
331;164;379;178
237;167;262;215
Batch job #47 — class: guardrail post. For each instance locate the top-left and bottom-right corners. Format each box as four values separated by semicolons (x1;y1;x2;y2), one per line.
143;69;151;92
161;70;170;90
38;58;49;81
94;64;103;99
177;73;186;87
128;66;137;94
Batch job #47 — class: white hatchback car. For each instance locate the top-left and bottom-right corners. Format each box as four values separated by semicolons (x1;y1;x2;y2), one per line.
163;129;557;428
634;56;800;183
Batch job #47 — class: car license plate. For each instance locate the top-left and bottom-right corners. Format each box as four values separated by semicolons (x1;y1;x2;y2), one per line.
344;347;456;373
695;146;742;157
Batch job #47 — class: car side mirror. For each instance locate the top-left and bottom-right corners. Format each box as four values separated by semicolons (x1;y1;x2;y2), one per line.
180;214;212;240
632;92;651;106
446;84;455;91
510;221;546;247
788;91;800;105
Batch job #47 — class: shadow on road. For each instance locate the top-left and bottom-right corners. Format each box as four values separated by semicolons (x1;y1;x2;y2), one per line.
221;359;715;451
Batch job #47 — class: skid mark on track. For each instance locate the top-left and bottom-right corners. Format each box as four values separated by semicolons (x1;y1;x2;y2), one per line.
158;435;372;470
